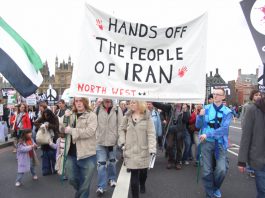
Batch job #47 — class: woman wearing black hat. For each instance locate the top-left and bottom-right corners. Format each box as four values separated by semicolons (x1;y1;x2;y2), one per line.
34;108;59;176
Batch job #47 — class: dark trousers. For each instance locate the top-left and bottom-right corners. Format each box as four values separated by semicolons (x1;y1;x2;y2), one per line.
42;149;56;175
167;126;183;164
130;168;147;198
157;136;162;148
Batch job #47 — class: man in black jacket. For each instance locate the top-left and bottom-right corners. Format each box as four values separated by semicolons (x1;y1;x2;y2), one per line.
152;102;190;170
238;96;265;198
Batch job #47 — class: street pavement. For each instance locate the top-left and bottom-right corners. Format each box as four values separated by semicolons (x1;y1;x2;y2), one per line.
0;120;257;198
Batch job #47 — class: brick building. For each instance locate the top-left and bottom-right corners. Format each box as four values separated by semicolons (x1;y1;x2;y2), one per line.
235;68;258;105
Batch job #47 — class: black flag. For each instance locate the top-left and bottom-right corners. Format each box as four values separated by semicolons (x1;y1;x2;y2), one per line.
240;0;265;88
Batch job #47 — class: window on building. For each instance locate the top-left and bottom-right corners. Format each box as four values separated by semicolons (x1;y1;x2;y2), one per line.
245;78;251;83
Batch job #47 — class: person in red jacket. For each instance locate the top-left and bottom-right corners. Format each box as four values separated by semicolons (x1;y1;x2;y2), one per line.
10;107;17;131
11;103;32;153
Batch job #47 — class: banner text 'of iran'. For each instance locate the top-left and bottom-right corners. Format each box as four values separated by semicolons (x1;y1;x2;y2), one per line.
70;4;208;103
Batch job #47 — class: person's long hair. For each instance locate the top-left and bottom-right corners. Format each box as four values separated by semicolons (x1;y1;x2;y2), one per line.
72;97;92;113
249;90;260;101
255;96;265;113
18;129;32;143
17;103;28;114
130;100;147;114
42;108;56;123
39;101;48;111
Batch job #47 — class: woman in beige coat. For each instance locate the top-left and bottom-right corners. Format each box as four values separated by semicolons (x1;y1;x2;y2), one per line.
119;100;156;198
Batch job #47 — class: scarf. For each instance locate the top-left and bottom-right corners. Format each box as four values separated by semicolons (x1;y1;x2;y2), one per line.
213;103;223;160
16;112;25;129
26;138;34;158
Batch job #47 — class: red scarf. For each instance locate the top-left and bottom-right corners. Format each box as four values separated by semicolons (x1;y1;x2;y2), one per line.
26;139;33;158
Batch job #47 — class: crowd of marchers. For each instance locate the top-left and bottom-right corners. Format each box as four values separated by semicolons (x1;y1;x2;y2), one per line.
1;88;264;198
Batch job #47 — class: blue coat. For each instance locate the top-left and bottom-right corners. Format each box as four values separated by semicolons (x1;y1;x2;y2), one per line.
150;110;162;137
196;104;233;150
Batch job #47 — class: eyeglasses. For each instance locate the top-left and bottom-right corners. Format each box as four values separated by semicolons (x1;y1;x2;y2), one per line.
213;93;224;96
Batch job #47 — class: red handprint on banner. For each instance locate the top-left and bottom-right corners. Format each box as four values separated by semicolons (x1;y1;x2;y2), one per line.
96;19;104;30
178;66;188;78
256;6;265;21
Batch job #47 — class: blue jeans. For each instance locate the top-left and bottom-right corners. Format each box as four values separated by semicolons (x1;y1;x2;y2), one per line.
182;129;191;161
254;165;265;198
96;145;117;189
32;125;37;143
66;155;96;198
16;159;36;182
247;164;255;174
201;141;229;198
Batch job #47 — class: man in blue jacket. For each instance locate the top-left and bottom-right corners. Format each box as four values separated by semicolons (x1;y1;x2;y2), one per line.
196;88;232;198
147;102;163;149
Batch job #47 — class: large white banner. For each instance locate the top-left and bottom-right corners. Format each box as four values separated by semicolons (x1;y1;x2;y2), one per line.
70;4;208;103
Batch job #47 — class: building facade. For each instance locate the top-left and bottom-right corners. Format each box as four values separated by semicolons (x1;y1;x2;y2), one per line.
38;56;73;98
206;68;229;102
235;68;258;105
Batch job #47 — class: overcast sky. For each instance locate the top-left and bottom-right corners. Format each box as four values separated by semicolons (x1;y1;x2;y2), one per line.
0;0;262;82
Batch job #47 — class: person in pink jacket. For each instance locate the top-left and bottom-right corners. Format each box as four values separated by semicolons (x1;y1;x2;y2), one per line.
15;129;38;187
